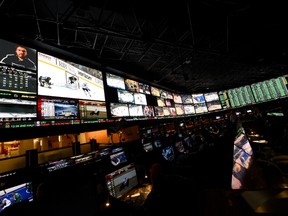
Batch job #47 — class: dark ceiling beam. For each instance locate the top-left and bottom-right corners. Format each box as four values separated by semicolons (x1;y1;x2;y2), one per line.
62;24;222;56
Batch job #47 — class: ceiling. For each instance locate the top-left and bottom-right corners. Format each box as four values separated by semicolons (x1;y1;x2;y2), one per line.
1;0;288;94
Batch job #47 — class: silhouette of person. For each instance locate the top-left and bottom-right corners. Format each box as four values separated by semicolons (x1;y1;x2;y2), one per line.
0;45;36;71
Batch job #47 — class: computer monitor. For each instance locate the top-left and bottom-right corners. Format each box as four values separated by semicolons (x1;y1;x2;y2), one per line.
105;163;138;198
161;145;175;161
143;142;153;152
110;150;128;166
0;180;33;213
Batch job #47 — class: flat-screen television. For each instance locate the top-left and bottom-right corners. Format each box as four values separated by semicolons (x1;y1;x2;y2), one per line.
0;170;33;213
154;106;164;117
134;93;147;105
143;142;153;152
79;100;107;121
38;96;78;120
161;145;175;161
173;93;182;104
138;82;150;94
110;150;128;166
150;86;161;97
204;92;222;111
157;98;166;107
175;104;185;116
181;94;193;104
184;104;195;115
231;127;254;189
163;107;170;116
159;90;168;99
0;89;37;122
117;89;134;104
110;103;129;117
124;79;139;92
143;105;155;117
106;73;125;89
192;93;205;104
0;38;37;71
38;52;105;101
105;163;138;198
0;39;37;124
128;104;144;117
0;181;33;213
194;103;208;114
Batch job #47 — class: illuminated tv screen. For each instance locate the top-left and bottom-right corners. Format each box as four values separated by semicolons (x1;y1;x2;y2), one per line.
128;104;144;117
161;145;175;161
157;98;166;107
117;89;134;104
143;106;155;117
38;52;105;101
175;104;185;115
194;103;208;114
0;90;37;122
79;100;107;121
0;39;37;124
106;73;125;89
183;104;195;115
38;96;78;120
154;106;164;117
105;163;138;198
134;93;147;105
125;79;139;92
138;82;150;94
110;151;128;166
0;181;33;213
151;86;161;97
0;38;37;71
173;93;182;104
181;94;193;104
192;93;205;104
110;103;129;117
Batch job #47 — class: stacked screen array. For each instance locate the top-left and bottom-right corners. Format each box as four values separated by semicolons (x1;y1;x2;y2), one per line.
0;38;106;128
1;37;288;129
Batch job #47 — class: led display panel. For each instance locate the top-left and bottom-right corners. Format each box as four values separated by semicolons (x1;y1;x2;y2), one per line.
38;52;105;101
110;103;129;117
0;39;37;124
106;73;125;89
173;93;182;104
251;76;288;103
192;94;205;104
175;104;185;115
181;94;193;104
125;79;139;92
79;100;107;121
38;96;78;120
227;85;255;108
117;89;134;104
128;104;144;117
134;93;147;105
143;105;155;117
0;39;37;71
138;82;150;94
184;104;195;115
204;92;222;111
151;86;161;97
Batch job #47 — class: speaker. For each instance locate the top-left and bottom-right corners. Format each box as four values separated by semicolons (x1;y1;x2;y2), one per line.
26;149;38;168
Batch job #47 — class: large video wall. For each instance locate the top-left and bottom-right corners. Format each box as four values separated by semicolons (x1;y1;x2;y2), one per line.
0;38;288;129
